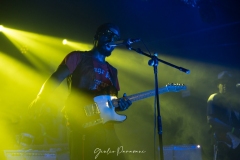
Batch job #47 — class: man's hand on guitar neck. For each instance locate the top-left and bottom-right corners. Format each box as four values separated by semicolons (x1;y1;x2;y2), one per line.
118;93;132;111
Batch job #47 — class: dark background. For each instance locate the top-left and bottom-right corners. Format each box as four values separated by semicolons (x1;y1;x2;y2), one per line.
0;0;240;159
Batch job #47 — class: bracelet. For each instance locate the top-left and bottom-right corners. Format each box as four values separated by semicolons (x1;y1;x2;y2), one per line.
231;127;235;133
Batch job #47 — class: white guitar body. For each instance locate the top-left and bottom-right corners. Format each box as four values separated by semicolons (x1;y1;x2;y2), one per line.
94;95;127;124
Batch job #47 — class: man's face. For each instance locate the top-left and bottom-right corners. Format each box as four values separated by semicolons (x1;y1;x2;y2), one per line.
218;79;235;94
95;28;120;56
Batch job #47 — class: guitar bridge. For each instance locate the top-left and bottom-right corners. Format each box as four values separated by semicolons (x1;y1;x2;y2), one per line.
84;103;100;116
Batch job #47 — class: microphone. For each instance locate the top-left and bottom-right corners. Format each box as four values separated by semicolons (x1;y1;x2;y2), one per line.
106;38;141;47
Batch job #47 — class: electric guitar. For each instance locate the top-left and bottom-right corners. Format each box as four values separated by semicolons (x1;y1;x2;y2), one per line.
82;83;186;128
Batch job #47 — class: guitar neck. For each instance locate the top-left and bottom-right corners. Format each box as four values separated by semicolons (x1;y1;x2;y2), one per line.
113;87;169;108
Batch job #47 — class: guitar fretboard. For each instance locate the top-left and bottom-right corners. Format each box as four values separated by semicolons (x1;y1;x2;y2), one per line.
112;87;169;108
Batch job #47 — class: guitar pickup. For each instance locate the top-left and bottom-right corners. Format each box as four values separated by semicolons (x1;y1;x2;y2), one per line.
82;118;103;128
84;103;100;116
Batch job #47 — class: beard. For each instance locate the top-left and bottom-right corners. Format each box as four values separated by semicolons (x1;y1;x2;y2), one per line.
96;44;114;57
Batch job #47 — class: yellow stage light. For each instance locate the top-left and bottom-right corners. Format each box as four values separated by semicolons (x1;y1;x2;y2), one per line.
0;25;4;32
62;39;68;45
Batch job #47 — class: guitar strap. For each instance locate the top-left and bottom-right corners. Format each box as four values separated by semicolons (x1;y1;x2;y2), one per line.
106;62;119;90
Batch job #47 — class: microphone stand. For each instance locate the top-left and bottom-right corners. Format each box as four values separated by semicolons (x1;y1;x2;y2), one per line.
126;45;190;160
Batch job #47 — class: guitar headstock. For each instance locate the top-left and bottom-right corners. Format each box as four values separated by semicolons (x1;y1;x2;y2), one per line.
166;83;187;92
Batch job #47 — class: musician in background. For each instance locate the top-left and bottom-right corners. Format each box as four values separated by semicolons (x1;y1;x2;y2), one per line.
29;23;132;160
207;71;240;160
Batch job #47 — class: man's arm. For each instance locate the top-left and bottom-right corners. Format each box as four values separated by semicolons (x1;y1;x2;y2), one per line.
37;65;70;99
28;65;70;115
207;116;232;132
